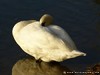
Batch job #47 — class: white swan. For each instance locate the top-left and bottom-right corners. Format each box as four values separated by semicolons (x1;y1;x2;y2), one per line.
12;14;86;62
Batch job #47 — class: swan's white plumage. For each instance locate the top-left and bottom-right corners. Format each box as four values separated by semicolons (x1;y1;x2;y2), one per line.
12;14;86;62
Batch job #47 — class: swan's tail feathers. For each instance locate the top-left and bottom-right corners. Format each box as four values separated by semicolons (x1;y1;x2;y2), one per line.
67;50;86;59
72;50;86;56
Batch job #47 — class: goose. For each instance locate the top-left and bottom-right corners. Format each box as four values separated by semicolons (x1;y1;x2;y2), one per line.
12;14;86;62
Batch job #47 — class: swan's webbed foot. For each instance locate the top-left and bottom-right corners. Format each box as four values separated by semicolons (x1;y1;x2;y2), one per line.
36;59;42;63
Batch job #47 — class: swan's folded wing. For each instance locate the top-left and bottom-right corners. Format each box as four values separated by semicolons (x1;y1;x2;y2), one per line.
47;25;77;49
19;24;68;52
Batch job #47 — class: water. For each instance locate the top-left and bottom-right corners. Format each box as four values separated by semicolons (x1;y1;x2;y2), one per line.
0;0;100;75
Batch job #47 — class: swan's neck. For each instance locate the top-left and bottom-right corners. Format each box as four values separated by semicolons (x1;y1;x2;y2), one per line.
12;21;26;37
12;20;36;37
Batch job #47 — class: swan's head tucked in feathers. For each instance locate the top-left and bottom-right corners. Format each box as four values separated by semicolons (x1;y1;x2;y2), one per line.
40;14;53;26
12;14;86;62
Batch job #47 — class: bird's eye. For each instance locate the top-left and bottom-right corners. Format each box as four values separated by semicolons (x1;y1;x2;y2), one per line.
41;22;46;26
